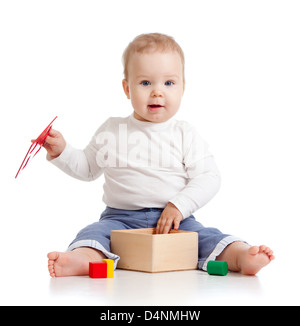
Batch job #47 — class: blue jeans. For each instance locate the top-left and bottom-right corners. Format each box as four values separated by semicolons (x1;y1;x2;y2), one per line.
68;207;242;271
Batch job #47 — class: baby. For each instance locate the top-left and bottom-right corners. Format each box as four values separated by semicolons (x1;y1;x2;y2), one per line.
47;33;274;277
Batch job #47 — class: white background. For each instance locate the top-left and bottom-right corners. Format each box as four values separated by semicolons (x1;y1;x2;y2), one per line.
0;0;299;305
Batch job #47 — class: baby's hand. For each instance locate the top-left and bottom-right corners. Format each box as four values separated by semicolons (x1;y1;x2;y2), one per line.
156;202;183;234
42;128;66;159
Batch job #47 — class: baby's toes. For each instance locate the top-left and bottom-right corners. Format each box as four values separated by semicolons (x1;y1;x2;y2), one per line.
261;246;275;260
266;248;275;260
48;266;55;277
266;247;272;255
259;245;267;253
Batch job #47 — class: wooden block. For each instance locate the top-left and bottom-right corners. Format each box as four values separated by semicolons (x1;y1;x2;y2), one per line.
89;261;107;278
111;228;198;273
103;259;114;278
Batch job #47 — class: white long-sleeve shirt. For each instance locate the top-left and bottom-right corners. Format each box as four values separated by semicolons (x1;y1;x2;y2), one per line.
48;114;221;218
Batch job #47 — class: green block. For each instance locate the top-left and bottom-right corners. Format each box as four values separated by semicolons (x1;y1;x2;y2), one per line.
207;260;228;276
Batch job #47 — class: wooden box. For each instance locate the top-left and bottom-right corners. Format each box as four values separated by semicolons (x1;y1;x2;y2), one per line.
110;228;198;273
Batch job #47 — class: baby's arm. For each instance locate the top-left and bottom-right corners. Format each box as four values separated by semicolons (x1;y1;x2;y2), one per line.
170;157;221;218
156;161;220;234
45;127;104;181
157;124;221;234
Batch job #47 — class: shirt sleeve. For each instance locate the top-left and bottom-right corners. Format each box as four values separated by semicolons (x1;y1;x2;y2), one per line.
47;121;109;181
169;124;221;218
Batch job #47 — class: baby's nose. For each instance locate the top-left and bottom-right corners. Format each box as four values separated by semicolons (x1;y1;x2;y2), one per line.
151;89;163;97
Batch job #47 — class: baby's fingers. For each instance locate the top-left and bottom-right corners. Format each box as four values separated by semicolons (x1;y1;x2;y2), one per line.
156;216;174;234
161;219;173;234
156;218;166;234
44;129;64;145
48;128;60;137
44;134;57;145
173;217;181;231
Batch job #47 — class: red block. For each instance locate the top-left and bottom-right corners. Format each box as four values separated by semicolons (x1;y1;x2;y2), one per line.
89;261;107;278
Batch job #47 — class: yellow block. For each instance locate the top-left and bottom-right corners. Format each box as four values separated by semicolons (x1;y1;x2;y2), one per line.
103;259;114;278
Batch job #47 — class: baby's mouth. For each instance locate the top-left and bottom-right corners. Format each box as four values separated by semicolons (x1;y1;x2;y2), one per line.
148;104;164;110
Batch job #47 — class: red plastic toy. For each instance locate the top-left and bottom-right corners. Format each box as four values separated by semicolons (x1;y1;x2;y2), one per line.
89;261;107;278
15;116;58;178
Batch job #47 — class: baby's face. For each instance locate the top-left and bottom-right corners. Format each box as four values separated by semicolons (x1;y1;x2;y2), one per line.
123;51;185;123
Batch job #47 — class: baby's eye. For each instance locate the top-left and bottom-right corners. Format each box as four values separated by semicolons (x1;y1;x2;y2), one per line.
140;80;151;86
165;80;174;86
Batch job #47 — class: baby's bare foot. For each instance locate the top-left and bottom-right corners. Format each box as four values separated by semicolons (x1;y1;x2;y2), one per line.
47;247;105;277
47;251;89;277
239;245;275;275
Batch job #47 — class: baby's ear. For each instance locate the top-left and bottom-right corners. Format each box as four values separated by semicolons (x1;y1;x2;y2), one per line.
122;79;130;99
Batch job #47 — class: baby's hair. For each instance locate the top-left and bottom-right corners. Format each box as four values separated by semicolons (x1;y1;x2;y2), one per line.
122;33;185;82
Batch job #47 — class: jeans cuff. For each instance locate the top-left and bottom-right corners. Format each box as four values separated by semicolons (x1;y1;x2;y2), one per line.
198;235;246;271
67;239;120;269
